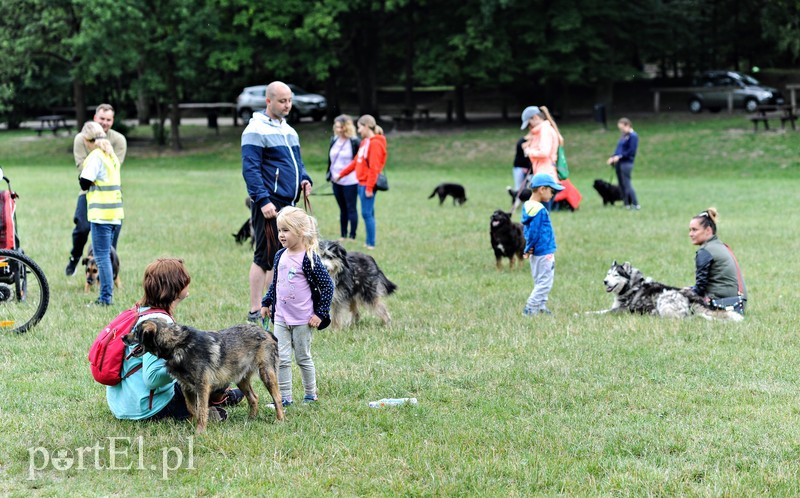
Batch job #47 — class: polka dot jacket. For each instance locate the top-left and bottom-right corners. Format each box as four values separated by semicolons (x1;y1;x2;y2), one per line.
262;248;335;330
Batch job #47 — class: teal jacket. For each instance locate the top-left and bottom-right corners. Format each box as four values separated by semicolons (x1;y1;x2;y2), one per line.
105;308;175;420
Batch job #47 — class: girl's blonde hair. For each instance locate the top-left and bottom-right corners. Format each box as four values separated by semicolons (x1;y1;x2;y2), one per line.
539;106;564;146
357;114;384;136
80;121;118;160
276;207;320;266
333;114;357;138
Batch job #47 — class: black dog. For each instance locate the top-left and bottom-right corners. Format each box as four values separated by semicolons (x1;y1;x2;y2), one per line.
593;179;623;206
232;198;254;246
490;210;525;270
318;240;398;328
428;183;467;206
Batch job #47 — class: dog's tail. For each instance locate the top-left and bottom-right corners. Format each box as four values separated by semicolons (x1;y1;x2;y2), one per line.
428;187;437;199
379;271;398;295
690;303;744;322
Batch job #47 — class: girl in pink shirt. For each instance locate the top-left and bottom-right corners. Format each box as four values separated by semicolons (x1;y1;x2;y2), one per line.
261;207;334;405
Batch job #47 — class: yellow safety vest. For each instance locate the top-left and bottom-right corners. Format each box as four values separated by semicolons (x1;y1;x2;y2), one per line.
85;149;124;222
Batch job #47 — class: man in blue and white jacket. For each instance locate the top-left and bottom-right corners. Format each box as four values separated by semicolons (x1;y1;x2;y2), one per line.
242;81;313;322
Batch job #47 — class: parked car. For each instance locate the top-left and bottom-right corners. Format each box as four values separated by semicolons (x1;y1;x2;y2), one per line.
689;71;784;113
236;84;327;123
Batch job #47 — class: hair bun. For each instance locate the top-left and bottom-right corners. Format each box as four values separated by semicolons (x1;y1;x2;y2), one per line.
706;207;718;224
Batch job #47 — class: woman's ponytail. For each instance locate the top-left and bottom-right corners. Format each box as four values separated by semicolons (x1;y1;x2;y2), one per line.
539;106;563;146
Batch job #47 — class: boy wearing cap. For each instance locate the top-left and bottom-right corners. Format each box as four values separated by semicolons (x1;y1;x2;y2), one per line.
521;173;564;316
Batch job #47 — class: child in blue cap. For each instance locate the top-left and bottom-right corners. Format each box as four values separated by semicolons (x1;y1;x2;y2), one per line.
521;173;564;316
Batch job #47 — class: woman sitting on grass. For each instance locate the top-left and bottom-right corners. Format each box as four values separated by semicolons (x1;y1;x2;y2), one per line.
106;258;242;422
687;208;747;315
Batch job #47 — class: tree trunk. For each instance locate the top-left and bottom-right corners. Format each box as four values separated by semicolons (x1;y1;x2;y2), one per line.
353;13;381;116
325;66;340;123
73;78;87;127
136;64;150;125
166;56;181;151
403;6;416;112
455;83;466;124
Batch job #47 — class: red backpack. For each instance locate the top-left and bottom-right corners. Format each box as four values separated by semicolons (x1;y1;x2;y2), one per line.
88;306;170;386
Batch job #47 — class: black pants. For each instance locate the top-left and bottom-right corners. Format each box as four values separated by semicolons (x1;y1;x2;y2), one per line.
251;197;291;271
146;384;231;421
71;193;121;260
332;183;358;239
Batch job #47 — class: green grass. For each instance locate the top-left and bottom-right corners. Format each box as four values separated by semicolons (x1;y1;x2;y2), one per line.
1;115;799;496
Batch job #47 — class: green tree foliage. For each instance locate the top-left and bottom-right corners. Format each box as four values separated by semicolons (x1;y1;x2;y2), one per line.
2;0;800;129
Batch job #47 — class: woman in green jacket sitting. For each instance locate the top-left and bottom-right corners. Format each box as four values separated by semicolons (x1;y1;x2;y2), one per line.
688;207;747;315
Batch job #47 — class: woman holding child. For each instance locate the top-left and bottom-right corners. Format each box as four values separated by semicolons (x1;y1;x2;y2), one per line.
78;121;123;306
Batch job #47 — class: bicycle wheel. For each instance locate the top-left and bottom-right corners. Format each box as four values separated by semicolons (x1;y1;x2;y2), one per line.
0;249;49;333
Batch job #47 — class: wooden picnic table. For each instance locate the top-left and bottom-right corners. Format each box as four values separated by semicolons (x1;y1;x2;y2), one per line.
33;115;71;136
747;104;797;131
786;84;800;111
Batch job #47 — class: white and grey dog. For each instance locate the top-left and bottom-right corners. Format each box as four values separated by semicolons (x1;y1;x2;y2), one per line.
318;240;398;328
592;261;743;321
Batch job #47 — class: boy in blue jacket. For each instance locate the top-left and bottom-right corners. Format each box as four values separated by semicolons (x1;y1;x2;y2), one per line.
521;173;564;316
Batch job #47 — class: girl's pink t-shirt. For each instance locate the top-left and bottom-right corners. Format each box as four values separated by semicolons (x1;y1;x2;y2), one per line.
273;251;314;326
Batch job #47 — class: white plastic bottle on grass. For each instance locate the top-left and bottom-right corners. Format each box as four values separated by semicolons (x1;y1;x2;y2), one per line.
368;398;418;408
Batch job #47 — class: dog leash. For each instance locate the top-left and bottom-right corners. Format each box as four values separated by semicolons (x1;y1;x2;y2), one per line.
303;189;314;216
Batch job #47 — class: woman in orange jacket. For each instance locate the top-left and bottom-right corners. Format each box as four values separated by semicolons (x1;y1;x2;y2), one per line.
333;114;386;249
520;105;562;210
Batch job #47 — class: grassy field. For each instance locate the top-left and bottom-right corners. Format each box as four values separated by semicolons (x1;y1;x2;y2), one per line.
1;114;799;496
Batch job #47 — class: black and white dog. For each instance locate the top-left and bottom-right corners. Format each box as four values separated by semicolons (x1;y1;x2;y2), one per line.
591;261;743;321
428;183;467;206
593;179;623;206
318;240;398;328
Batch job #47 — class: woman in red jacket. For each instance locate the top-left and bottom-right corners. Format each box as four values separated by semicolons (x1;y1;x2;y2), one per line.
333;115;386;249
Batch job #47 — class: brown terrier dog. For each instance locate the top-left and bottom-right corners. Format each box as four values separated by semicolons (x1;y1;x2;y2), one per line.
82;245;121;293
123;319;285;432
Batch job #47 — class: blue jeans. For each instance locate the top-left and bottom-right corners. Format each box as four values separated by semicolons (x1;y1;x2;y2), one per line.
358;186;377;247
332;183;359;239
90;223;121;304
615;161;639;207
72;193;121;260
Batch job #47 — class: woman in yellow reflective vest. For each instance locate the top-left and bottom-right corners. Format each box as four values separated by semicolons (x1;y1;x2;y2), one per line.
78;122;123;306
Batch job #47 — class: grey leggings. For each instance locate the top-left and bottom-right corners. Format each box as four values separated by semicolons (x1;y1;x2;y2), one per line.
615;161;639;207
274;322;316;400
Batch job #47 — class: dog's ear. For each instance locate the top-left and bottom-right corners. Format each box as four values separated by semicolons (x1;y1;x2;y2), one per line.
612;259;617;267
81;257;88;265
139;320;160;348
623;262;632;273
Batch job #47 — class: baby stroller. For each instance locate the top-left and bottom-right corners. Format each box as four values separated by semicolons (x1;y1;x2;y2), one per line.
0;167;49;333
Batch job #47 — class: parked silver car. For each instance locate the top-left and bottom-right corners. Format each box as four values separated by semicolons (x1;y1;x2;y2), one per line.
236;84;327;123
689;71;784;113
